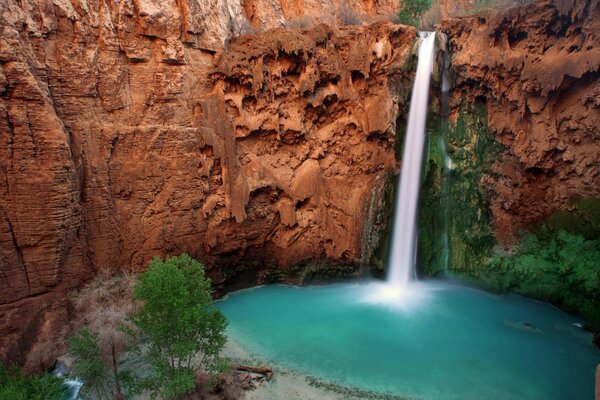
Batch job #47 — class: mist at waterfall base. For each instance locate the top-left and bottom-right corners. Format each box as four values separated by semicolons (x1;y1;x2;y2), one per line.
217;282;600;399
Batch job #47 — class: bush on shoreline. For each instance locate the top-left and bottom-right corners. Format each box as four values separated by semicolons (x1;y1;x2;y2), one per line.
67;254;229;400
124;254;229;399
476;230;600;329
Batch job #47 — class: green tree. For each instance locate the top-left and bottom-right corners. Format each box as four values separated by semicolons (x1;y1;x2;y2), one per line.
0;363;66;400
127;254;228;399
69;326;114;399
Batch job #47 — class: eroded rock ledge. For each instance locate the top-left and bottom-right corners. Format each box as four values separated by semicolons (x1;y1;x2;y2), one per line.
443;0;600;245
0;0;415;369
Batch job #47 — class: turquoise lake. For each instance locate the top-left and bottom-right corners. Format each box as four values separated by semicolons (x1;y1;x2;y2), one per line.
216;281;600;400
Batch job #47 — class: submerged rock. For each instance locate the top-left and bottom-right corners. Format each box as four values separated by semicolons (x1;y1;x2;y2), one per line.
503;320;543;334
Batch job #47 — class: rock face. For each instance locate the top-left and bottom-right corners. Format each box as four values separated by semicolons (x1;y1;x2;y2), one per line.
242;0;400;31
0;0;415;369
442;0;600;245
2;0;599;373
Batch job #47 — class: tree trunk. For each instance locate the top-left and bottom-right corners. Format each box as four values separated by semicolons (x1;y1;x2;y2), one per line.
111;341;126;400
231;364;273;380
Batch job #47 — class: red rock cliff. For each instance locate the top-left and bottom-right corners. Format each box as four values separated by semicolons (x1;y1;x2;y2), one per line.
0;0;414;369
2;0;599;372
443;0;600;244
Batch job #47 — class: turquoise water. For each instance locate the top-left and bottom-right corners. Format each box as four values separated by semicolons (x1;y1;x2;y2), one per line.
216;281;600;400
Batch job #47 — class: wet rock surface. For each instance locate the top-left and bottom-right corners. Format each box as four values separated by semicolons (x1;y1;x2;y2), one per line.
442;0;600;245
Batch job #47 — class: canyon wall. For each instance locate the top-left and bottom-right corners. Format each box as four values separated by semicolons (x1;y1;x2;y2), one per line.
418;0;600;328
443;0;600;244
1;0;599;371
0;0;414;369
242;0;400;31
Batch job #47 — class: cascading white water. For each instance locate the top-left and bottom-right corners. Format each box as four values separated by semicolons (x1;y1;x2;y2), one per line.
387;32;436;288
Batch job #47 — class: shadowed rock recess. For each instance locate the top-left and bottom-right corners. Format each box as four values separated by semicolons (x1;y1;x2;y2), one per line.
0;0;599;372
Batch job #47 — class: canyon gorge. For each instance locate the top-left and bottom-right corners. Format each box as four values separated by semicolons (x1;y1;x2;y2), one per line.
0;0;598;378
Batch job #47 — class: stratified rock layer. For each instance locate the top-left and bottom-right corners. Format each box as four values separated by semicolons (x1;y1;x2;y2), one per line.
0;0;414;369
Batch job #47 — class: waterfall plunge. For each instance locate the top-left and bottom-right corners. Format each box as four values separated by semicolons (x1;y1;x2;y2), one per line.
386;32;436;289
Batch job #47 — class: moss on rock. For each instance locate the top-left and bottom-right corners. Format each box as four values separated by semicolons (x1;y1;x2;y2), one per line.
418;110;449;276
417;99;600;329
444;102;504;272
418;101;503;276
363;172;398;278
536;197;600;241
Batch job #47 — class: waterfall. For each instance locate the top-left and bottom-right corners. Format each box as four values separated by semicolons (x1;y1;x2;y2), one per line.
54;363;83;400
387;32;436;288
440;36;451;273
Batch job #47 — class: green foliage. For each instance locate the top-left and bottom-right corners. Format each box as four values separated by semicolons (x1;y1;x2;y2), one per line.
69;326;111;399
445;103;503;270
0;363;66;400
422;98;600;329
418;110;450;276
123;365;196;400
479;230;600;328
126;254;228;400
537;197;600;240
418;102;503;276
396;0;431;26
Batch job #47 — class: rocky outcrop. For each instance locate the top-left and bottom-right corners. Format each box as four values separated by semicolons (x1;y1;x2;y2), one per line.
243;0;400;31
0;0;414;370
414;0;600;332
442;0;600;245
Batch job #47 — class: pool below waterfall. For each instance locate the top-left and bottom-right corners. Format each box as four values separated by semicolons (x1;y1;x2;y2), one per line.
216;281;600;400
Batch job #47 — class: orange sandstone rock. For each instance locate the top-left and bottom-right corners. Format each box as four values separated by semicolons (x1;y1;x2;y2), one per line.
0;0;413;369
442;0;600;244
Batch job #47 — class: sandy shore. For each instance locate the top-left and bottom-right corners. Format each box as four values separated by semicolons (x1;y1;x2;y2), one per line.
222;335;410;400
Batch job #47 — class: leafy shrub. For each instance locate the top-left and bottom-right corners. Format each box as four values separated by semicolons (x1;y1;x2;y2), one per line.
483;230;600;328
0;363;66;400
69;327;113;399
395;0;431;26
125;254;228;400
